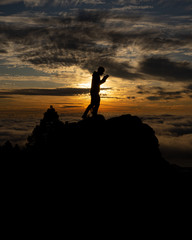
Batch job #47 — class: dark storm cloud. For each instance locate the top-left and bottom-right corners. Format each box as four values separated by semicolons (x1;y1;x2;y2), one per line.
0;88;90;96
139;57;192;82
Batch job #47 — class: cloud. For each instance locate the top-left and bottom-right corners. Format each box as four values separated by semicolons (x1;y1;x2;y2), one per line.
0;1;192;82
159;135;192;167
0;80;63;88
61;105;81;108
0;10;141;79
166;118;192;137
0;0;22;5
0;0;106;7
185;83;192;91
142;114;192;138
24;0;48;7
141;114;192;166
156;0;192;7
153;0;192;15
137;85;189;101
139;57;192;82
168;126;192;137
146;91;183;101
0;88;90;96
0;118;36;145
83;58;141;80
0;96;12;99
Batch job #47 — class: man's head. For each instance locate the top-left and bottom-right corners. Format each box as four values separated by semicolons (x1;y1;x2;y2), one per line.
98;66;105;75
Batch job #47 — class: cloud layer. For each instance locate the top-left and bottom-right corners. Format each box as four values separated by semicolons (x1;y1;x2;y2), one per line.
137;83;192;101
0;88;90;96
0;1;192;82
142;114;192;167
140;57;192;82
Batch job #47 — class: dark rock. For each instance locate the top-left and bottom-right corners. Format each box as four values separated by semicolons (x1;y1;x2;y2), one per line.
1;106;191;177
24;107;190;176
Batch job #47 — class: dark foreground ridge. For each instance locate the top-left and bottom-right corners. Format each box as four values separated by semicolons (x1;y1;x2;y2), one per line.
1;106;192;176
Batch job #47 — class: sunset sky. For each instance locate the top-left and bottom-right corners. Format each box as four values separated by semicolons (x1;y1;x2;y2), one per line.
0;0;192;165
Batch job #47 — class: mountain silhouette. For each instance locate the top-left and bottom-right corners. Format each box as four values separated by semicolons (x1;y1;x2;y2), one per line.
1;106;191;177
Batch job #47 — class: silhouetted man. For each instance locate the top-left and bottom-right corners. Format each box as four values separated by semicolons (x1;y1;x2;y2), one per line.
82;66;109;119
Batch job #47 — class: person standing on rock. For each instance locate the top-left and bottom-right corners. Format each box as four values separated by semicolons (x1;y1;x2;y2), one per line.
82;66;109;119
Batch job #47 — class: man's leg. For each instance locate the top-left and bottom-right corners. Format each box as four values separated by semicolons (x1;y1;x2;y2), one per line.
82;104;93;119
92;95;100;117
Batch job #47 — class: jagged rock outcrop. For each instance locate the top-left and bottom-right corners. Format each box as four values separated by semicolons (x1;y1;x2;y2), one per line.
1;106;191;176
26;106;172;174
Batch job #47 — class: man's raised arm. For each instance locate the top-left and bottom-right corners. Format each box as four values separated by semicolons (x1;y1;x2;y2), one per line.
100;75;109;85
